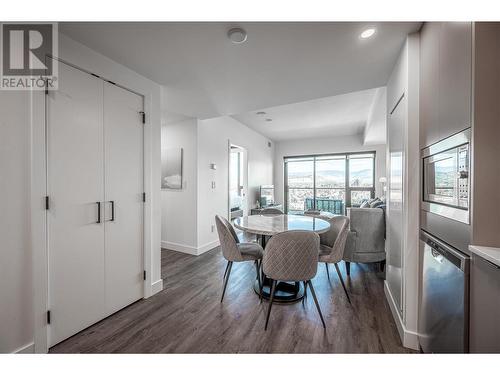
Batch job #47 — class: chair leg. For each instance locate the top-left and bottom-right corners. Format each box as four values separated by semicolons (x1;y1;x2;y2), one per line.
334;263;351;304
307;280;326;329
223;261;230;280
345;261;351;277
302;280;308;306
325;263;330;279
220;261;233;302
255;260;262;301
380;259;386;273
264;279;277;331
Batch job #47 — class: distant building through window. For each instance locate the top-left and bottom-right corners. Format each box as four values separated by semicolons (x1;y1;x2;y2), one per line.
284;152;375;214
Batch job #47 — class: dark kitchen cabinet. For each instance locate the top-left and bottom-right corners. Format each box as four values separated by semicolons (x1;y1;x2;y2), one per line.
420;22;441;146
469;253;500;353
420;22;472;147
439;22;472;139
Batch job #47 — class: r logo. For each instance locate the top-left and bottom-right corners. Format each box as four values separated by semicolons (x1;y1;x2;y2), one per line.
2;23;54;76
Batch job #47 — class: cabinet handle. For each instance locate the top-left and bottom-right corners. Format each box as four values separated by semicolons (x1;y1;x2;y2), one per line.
110;200;115;222
96;202;101;224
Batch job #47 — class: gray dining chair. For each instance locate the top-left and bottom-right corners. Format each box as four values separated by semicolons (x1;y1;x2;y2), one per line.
317;215;351;303
304;209;321;216
261;207;284;215
261;230;325;330
215;215;263;302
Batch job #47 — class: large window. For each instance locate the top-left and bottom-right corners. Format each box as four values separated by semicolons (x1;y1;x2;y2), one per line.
284;152;375;214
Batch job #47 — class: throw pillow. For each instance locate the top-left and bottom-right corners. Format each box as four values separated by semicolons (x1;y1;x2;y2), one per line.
369;198;383;208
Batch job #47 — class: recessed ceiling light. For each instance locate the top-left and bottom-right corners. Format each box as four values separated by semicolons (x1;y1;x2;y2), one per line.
360;28;376;39
256;111;266;115
228;28;247;44
265;118;272;122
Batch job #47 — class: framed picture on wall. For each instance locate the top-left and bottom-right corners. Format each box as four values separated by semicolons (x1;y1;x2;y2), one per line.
161;147;183;189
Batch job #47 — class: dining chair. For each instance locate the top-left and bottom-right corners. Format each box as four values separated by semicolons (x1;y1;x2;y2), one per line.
261;207;284;214
304;209;321;216
317;215;351;303
261;230;325;330
215;215;263;302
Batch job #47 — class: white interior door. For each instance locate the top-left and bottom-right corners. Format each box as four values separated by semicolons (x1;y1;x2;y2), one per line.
387;94;405;314
103;82;144;315
47;61;105;346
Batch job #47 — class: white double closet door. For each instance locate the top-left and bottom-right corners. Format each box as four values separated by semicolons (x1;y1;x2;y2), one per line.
47;60;144;347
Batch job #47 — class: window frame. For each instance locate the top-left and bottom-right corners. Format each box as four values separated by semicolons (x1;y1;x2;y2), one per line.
284;151;376;214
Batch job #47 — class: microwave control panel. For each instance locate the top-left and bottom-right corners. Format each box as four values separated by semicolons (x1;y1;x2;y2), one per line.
458;145;469;205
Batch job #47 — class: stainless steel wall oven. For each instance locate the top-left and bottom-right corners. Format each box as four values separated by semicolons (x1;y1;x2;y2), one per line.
422;128;471;224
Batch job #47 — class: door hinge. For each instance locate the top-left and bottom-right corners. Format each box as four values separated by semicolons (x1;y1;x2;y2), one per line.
47;310;51;325
143;270;147;280
140;111;145;124
45;196;50;210
142;192;146;202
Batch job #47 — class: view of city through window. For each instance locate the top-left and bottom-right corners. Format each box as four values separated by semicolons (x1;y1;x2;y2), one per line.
285;153;375;214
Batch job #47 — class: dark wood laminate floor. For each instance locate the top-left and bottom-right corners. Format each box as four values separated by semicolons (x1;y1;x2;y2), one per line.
50;247;412;353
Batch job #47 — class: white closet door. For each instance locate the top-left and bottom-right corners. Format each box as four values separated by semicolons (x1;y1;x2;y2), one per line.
103;82;144;315
47;61;105;346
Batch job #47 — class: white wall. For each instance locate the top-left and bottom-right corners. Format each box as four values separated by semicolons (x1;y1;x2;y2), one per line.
197;116;274;252
161;118;198;253
0;91;33;354
364;87;387;145
0;33;163;353
273;134;387;207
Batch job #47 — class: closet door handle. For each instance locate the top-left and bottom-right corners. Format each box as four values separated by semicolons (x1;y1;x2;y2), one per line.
96;202;101;223
109;200;115;222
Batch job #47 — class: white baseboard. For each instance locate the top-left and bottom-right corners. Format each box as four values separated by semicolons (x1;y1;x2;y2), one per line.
197;240;219;255
151;279;163;295
162;239;219;256
13;342;34;354
161;240;198;255
384;281;419;351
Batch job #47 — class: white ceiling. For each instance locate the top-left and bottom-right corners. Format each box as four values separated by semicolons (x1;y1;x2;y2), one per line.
232;88;382;141
60;22;421;119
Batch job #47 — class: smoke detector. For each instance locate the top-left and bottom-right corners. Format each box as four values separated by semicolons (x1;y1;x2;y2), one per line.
228;28;247;44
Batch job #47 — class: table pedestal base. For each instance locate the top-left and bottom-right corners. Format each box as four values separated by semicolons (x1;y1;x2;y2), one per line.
253;279;304;304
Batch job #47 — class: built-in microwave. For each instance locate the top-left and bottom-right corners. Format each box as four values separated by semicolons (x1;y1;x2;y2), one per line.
422;128;471;224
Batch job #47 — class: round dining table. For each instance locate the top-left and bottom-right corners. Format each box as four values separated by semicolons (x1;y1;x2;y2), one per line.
233;213;330;303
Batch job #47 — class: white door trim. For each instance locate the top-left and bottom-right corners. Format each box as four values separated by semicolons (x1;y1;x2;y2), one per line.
31;58;154;353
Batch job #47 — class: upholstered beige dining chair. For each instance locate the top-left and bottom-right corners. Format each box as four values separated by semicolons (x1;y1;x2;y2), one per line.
304;209;321;216
262;230;325;330
318;215;351;303
215;215;263;302
261;207;284;214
